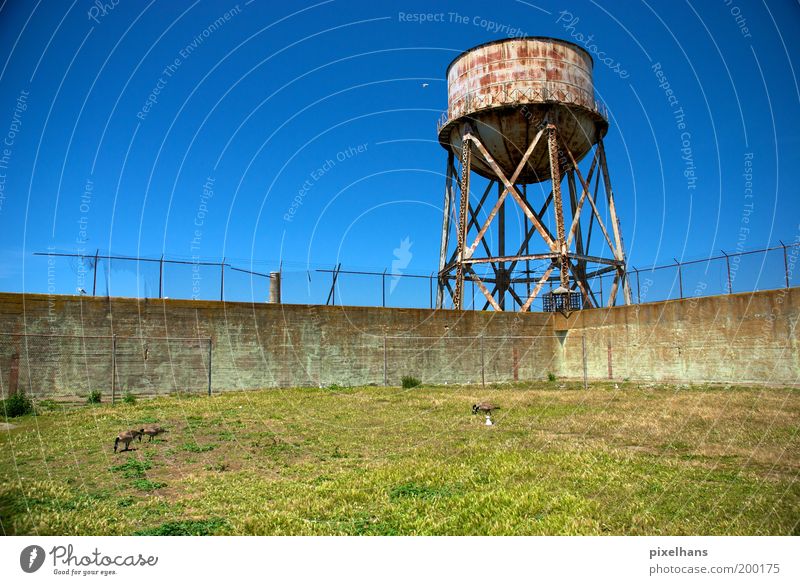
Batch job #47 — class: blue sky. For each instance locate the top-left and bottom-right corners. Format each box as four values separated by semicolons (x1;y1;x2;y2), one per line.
0;0;798;306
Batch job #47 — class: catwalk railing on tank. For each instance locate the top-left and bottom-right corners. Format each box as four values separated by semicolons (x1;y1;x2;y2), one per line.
27;241;800;310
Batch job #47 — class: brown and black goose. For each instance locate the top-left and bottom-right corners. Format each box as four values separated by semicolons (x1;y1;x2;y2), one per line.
114;430;143;453
471;402;499;415
140;425;168;442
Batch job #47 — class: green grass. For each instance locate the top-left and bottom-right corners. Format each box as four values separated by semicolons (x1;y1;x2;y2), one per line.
1;392;34;417
134;518;228;536
1;382;798;535
110;457;152;479
401;376;421;389
181;442;215;453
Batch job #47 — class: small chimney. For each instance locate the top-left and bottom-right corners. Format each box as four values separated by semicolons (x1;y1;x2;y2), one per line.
268;271;281;304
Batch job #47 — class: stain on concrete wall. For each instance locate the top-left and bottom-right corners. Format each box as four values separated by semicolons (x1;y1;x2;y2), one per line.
0;294;553;398
553;288;799;385
1;288;796;399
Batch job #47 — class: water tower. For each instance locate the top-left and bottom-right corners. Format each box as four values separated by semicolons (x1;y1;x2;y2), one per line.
435;37;632;312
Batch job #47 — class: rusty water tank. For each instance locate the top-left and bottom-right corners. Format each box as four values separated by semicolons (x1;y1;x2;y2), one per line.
437;37;608;183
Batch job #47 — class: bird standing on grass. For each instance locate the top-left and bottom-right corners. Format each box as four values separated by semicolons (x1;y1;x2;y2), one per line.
472;402;499;415
472;402;500;426
114;430;143;453
140;425;168;442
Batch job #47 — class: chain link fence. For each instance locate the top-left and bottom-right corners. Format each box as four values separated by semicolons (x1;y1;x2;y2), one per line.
30;242;799;310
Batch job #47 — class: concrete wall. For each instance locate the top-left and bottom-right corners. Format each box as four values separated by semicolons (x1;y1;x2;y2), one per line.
552;288;799;385
1;287;797;399
0;293;554;399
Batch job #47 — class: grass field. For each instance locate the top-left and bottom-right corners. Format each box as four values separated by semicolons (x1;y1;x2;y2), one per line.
1;382;798;535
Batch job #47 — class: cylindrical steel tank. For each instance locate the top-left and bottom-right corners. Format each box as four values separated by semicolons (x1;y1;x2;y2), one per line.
437;37;608;183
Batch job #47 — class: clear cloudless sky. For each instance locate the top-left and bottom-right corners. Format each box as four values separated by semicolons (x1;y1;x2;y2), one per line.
0;0;798;305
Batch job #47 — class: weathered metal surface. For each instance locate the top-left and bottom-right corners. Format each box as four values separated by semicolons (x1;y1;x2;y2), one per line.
438;37;607;183
453;129;473;310
435;38;631;312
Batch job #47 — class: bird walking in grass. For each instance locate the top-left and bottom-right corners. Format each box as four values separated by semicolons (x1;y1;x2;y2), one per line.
114;430;143;453
140;425;168;442
472;402;500;426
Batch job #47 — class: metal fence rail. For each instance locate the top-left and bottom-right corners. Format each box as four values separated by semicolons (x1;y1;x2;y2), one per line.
31;241;799;310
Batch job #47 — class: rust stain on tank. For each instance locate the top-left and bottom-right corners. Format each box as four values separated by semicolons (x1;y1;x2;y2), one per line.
439;37;608;183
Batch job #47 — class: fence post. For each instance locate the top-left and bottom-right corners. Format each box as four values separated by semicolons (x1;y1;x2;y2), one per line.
382;270;386;307
111;334;117;404
781;241;790;288
92;249;99;296
220;258;225;301
722;250;732;294
634;268;641;304
207;337;213;396
480;335;485;388
383;335;387;386
582;335;588;390
675;259;683;299
429;273;433;309
158;255;164;299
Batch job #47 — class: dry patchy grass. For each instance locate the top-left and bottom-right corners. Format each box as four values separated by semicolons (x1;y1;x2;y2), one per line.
0;382;798;535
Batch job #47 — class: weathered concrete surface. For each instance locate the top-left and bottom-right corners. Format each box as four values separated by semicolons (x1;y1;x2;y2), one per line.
0;293;554;398
552;288;799;385
1;288;796;398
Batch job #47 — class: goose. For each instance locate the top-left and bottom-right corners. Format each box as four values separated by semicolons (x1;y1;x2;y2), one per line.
140;425;168;442
472;402;500;426
114;430;143;453
471;402;499;415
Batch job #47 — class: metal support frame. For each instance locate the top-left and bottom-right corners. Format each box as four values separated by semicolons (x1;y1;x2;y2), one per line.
436;115;631;312
453;127;473;310
326;263;342;306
